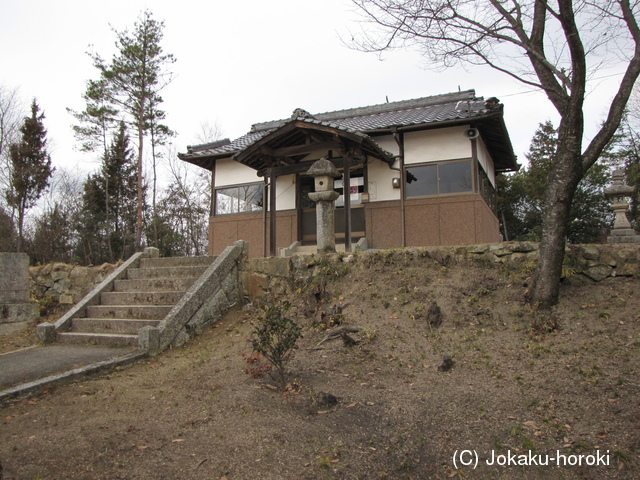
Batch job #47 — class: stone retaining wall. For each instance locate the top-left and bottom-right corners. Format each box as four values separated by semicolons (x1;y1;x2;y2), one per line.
465;242;639;281
30;262;116;304
27;242;638;308
244;242;639;299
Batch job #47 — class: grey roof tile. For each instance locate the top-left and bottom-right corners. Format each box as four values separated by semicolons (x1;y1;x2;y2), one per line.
181;90;492;159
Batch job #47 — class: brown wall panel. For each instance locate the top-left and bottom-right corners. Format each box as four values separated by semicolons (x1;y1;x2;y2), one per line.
475;200;500;243
365;201;403;249
405;203;440;246
209;210;298;258
438;199;477;245
208;194;500;256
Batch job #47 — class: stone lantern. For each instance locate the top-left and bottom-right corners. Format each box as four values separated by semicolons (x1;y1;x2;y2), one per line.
604;168;640;244
306;158;342;253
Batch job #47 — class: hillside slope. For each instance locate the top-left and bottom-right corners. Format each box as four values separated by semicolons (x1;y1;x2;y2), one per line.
1;249;639;479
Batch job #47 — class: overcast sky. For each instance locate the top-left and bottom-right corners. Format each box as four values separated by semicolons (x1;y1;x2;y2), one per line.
0;0;628;179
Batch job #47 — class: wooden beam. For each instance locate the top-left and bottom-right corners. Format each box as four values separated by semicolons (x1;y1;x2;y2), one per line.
257;156;365;177
259;145;275;156
270;140;343;158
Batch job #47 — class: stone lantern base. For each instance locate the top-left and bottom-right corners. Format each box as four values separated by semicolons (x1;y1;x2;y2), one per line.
608;229;640;244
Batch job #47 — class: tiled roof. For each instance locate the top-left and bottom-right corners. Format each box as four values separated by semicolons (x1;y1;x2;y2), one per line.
182;90;488;159
233;115;396;170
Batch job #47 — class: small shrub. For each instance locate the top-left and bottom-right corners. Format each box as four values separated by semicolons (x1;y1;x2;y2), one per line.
530;313;559;334
36;296;57;316
241;351;272;378
250;297;303;390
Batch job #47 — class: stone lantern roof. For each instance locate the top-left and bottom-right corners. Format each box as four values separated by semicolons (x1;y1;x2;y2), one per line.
304;157;341;178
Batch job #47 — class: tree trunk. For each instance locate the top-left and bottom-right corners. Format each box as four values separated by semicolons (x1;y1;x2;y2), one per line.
530;126;583;309
105;175;114;263
16;203;24;253
135;127;144;252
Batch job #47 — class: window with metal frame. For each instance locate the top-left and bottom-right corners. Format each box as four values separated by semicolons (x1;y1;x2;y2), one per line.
214;183;264;215
405;160;473;197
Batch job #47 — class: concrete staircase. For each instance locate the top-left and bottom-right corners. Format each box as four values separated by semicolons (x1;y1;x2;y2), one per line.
56;256;216;347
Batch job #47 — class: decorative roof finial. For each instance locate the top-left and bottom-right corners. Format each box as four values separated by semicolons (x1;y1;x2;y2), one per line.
291;108;314;120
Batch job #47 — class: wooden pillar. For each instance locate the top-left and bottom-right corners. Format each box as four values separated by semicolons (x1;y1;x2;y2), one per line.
209;162;216;256
399;155;406;248
269;168;277;257
262;176;268;257
343;156;352;253
394;130;406;248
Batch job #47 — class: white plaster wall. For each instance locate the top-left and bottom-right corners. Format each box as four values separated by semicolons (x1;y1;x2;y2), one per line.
476;138;496;186
275;174;296;211
366;134;400;202
403;126;472;164
214;157;261;187
373;135;400;157
367;158;400;202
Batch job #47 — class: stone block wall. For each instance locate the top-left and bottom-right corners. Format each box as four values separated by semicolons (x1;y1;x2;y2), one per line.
243;242;639;300
25;242;638;317
465;242;639;281
30;263;116;304
1;253;38;323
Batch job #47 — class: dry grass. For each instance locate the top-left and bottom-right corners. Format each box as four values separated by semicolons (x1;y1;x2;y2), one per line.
1;250;639;479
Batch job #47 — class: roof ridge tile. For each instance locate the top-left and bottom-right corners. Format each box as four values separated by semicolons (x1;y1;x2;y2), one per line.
250;90;476;133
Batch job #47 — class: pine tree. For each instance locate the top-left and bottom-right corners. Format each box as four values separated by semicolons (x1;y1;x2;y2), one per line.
89;10;175;251
6;99;53;252
68;78;119;156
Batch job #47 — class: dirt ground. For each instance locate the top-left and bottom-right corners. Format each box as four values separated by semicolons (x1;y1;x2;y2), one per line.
0;304;71;355
1;249;639;479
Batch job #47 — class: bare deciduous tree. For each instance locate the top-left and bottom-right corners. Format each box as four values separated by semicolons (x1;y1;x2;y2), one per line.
0;85;24;210
157;148;210;256
350;0;640;308
194;120;224;145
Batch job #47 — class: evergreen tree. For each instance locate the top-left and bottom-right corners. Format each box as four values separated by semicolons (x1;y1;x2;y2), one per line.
30;203;75;264
68;78;119;156
500;121;611;243
613;117;640;230
0;206;16;252
88;10;175;251
105;122;138;260
78;122;138;264
6;99;53;252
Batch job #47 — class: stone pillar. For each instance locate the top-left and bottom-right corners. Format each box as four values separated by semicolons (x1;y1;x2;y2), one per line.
144;246;160;258
0;252;38;324
604;169;640;244
306;158;342;254
309;190;340;253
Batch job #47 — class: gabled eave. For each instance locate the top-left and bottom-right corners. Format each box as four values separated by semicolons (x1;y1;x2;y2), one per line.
231;117;395;175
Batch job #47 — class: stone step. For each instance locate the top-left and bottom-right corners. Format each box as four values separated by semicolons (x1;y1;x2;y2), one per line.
86;305;173;320
113;277;196;293
139;256;216;269
71;318;161;335
126;265;208;280
100;291;185;306
290;244;348;256
56;332;139;348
